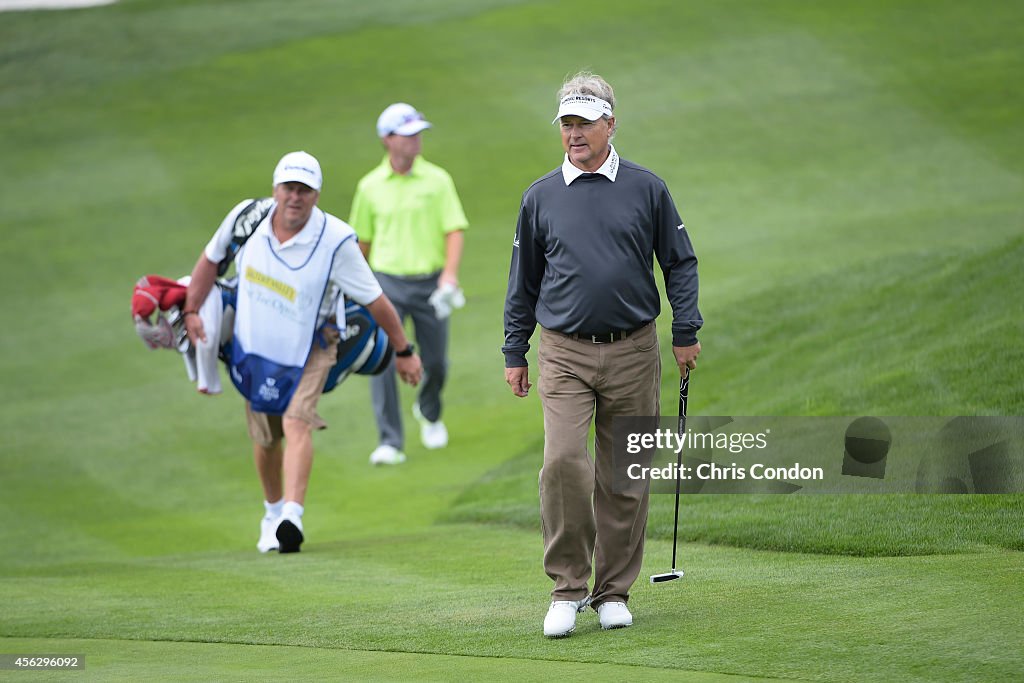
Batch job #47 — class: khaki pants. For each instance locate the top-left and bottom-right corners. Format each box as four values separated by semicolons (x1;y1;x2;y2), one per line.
536;322;660;607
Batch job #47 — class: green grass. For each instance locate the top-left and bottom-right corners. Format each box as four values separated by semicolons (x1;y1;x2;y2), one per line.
447;450;1024;556
1;0;1022;680
0;638;761;683
3;527;1023;681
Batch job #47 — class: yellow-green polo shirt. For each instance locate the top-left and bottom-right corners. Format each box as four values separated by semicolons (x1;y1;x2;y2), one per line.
349;156;468;276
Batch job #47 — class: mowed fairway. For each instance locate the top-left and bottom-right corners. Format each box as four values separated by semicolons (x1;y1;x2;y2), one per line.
1;1;1022;681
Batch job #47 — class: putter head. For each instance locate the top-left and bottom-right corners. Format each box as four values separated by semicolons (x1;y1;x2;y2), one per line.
649;569;684;584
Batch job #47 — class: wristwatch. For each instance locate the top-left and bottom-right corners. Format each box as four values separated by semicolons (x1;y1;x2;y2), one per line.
395;343;415;358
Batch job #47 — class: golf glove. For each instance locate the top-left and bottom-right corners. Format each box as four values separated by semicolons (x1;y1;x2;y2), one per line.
428;282;466;320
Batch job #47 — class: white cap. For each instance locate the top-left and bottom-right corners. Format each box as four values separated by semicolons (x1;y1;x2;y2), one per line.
272;151;322;191
377;103;432;138
552;94;613;123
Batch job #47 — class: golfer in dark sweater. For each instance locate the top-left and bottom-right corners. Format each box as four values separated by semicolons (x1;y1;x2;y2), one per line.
502;71;702;638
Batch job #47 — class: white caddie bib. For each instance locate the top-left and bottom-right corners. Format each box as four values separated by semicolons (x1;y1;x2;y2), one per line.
229;206;352;413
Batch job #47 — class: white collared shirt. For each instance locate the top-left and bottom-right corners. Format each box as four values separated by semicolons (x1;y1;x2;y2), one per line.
263;205;320;251
561;144;620;185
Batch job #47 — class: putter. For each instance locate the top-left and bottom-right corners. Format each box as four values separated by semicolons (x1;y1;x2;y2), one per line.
650;368;689;584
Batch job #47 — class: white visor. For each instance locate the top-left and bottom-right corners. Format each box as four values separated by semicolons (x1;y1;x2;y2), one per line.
552;94;613;123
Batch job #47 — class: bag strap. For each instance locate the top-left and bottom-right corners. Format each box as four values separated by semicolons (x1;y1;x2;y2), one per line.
217;197;275;276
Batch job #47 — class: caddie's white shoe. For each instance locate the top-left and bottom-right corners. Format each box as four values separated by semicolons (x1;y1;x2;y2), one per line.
597;601;633;630
543;595;591;638
369;444;407;466
275;510;304;554
412;403;448;449
257;512;280;553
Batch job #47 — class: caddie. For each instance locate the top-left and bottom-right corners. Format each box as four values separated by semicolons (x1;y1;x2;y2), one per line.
183;151;422;554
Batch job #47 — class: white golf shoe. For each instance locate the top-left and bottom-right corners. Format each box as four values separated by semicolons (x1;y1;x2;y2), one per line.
412;403;448;449
257;512;280;553
543;595;591;638
597;601;633;630
369;444;407;466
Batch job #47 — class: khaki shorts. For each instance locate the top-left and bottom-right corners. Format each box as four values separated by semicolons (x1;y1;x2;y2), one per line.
245;328;339;447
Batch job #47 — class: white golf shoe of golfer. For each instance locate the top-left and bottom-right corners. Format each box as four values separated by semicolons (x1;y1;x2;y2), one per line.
412;403;448;449
369;444;407;466
597;601;633;630
257;512;280;553
543;595;591;638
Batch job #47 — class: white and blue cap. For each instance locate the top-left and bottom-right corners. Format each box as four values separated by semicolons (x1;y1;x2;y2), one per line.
377;103;432;138
272;151;322;191
552;94;613;123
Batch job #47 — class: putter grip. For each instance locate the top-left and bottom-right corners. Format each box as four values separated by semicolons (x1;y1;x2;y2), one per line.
678;368;690;433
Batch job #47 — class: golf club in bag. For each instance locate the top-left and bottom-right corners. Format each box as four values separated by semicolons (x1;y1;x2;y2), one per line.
650;368;689;584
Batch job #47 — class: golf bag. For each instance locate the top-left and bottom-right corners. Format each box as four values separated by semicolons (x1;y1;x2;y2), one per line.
132;197;391;396
131;273;391;396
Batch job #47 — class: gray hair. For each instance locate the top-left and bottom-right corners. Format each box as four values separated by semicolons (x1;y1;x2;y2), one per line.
557;71;616;135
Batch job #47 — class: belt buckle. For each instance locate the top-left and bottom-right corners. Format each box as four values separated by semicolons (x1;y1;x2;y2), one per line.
590;333;611;344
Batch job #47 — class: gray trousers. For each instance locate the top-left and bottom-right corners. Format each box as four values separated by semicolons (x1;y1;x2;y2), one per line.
372;271;449;449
